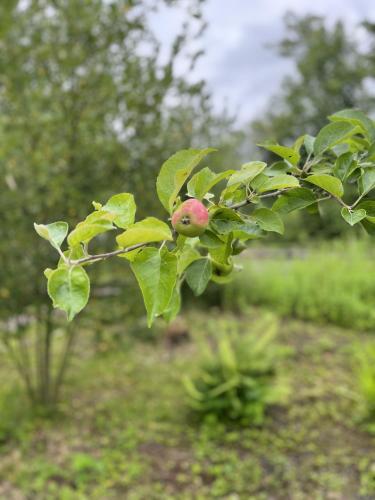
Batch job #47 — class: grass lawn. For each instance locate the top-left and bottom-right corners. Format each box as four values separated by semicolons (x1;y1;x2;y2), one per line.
0;309;374;499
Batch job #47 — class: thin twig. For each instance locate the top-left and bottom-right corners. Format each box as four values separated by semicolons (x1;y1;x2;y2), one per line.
302;152;312;173
229;190;285;210
70;242;146;266
332;195;350;209
316;195;332;203
350;191;366;210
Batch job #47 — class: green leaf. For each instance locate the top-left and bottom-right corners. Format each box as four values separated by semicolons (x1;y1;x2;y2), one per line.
358;168;375;196
227;161;266;187
102;193;136;229
357;200;375;217
208;232;233;263
92;201;102;210
211;210;261;239
187;167;234;199
177;245;201;275
258;174;299;193
253;208;284;234
117;247;142;262
305;174;344;198
367;142;375;161
310;162;333;175
44;268;53;279
249;173;268;192
58;244;85;267
314;121;358;156
266;161;290;177
34;222;68;250
163;284;181;323
199;230;224;248
220;183;247;206
272;188;316;214
185;258;212;296
257;141;300;166
340;207;367;226
232;222;264;241
361;219;375;235
210;209;244;234
304;135;315;155
116;217;172;248
333;152;357;181
47;266;90;321
211;216;263;238
329;109;375;142
84;210;115;224
156;148;216;213
68;220;114;247
130;247;177;327
293;134;306;153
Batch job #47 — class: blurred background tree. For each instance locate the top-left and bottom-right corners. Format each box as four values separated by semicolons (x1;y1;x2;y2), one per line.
0;0;234;316
0;0;239;404
251;13;374;144
248;13;375;241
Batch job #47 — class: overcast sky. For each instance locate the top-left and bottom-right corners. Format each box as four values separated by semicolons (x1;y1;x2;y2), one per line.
151;0;375;124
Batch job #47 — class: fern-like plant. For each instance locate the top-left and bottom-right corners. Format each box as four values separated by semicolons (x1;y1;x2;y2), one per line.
184;315;289;423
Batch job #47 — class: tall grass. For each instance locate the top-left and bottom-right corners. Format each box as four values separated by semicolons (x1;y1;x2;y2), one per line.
223;240;375;332
354;342;375;432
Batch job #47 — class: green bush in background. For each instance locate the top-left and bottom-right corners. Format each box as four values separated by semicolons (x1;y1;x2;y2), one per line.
354;342;375;433
223;240;375;331
184;314;290;423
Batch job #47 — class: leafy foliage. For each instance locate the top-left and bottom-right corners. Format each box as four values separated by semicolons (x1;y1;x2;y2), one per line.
36;110;375;324
156;148;216;213
183;316;288;422
130;247;177;327
47;267;90;321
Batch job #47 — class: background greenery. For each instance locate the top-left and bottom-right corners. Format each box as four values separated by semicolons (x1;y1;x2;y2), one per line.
1;1;375;498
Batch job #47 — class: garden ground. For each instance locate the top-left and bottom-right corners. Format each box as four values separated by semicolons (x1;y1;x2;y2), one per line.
0;309;374;499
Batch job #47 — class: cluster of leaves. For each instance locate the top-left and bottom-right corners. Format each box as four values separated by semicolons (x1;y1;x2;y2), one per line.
183;316;288;422
36;109;375;325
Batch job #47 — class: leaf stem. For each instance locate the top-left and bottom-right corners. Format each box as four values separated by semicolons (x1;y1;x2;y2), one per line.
350;192;366;209
332;195;350;209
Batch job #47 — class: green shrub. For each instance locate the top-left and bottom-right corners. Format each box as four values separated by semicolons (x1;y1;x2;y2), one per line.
183;315;289;423
223;240;375;331
354;342;375;433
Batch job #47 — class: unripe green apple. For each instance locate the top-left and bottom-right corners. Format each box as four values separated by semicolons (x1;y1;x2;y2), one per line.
211;259;234;284
212;259;233;277
171;199;209;237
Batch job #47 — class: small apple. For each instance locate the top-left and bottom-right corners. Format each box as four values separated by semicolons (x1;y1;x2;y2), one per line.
212;259;233;277
171;199;209;237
